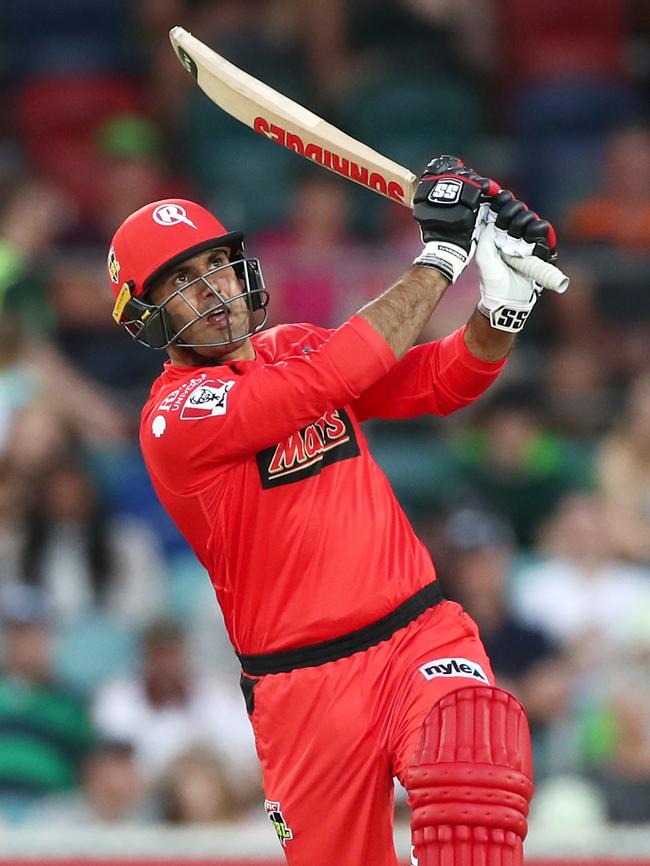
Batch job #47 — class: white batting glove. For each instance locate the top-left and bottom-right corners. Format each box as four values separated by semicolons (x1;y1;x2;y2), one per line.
476;223;541;333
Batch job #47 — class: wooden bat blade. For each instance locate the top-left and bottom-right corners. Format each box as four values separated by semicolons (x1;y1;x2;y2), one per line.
169;26;418;207
169;26;569;294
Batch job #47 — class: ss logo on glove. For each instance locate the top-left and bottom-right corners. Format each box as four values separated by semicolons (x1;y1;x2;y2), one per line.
489;305;532;333
427;179;463;204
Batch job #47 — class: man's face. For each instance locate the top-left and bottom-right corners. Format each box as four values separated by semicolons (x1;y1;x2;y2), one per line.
5;622;51;682
148;247;254;362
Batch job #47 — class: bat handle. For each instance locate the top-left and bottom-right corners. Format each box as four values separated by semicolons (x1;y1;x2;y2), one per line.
501;254;570;293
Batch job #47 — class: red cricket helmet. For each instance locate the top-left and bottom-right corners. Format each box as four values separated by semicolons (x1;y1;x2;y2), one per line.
107;199;267;349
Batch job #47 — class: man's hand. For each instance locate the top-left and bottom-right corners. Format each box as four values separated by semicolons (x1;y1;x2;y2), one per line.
487;190;556;262
476;193;558;333
412;155;500;284
476;224;538;333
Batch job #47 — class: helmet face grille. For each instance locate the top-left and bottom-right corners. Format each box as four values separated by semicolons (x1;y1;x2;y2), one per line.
120;255;269;350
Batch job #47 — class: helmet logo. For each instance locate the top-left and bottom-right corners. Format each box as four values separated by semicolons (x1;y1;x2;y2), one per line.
107;247;121;284
152;203;197;229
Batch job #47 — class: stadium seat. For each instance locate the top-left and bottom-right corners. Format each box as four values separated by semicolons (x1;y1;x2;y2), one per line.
334;74;485;233
338;74;483;157
517;134;608;223
3;0;133;77
17;75;142;142
15;75;144;213
510;78;641;139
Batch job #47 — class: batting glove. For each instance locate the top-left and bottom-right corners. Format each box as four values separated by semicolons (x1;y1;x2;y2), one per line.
412;155;500;284
487;189;557;262
476;191;558;333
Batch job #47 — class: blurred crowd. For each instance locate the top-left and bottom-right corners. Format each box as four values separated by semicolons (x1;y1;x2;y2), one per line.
0;0;649;833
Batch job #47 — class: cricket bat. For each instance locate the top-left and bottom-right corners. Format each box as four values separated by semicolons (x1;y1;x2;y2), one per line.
169;26;568;293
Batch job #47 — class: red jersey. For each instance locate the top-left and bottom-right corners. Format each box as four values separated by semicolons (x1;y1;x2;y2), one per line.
140;316;506;655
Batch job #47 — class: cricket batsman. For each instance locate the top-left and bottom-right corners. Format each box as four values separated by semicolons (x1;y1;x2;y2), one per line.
106;156;559;865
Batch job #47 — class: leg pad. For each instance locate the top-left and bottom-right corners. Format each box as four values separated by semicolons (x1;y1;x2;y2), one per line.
406;686;534;866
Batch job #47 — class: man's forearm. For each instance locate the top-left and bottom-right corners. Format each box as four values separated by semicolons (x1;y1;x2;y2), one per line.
357;266;449;359
464;307;516;361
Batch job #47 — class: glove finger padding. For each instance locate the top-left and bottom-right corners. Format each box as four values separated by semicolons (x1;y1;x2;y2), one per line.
412;155;501;284
488;190;557;261
476;223;540;333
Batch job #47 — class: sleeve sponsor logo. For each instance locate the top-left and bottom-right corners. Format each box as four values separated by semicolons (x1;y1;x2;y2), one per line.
419;657;489;684
180;381;234;419
256;408;360;489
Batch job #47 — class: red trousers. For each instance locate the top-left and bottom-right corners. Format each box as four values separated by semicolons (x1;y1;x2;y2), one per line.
245;601;495;866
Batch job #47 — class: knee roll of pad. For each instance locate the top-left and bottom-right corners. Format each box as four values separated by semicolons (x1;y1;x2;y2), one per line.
406;686;534;864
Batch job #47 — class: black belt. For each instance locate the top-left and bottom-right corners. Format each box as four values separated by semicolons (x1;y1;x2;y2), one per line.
238;580;444;676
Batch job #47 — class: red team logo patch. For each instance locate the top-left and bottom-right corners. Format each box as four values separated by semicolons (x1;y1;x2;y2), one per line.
180;381;234;419
256;408;360;488
264;799;293;846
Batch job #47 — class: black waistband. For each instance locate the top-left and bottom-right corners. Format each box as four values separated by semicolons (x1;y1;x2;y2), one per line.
237;580;444;676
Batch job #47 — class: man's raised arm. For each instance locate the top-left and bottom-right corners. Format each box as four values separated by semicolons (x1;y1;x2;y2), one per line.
358;155;498;358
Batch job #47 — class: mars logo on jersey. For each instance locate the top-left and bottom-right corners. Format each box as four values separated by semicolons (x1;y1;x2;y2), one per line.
264;800;293;846
180;380;234;419
256;408;360;489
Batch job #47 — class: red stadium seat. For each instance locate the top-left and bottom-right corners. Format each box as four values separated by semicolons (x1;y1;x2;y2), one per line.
15;74;145;214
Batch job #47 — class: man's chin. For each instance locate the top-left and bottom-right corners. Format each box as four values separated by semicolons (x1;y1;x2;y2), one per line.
184;326;254;363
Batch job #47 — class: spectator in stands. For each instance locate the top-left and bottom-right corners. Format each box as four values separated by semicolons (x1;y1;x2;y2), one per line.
565;125;650;253
252;173;372;328
446;383;593;547
0;458;26;584
159;745;245;824
92;620;260;802
0;177;74;330
596;370;650;562
17;457;167;627
46;249;163;408
135;0;189;126
502;0;627;81
541;343;614;441
513;492;650;665
25;740;153;826
0;176;128;444
0;316;41;452
0;586;95;822
441;507;573;776
91;113;189;244
580;640;650;822
3;402;73;477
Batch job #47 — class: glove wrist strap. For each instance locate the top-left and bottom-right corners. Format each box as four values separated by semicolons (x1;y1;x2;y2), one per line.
412;241;468;284
478;298;536;333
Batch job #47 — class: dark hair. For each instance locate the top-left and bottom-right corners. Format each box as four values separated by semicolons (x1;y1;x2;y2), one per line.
21;460;112;601
143;619;184;648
